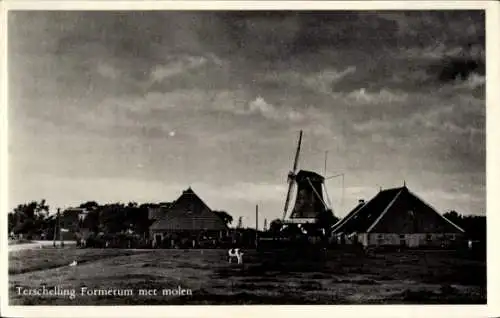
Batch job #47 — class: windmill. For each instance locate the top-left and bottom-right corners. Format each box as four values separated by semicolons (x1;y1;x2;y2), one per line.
281;130;337;226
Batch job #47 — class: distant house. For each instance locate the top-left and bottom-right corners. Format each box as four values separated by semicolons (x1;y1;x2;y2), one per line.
331;185;465;248
149;187;228;247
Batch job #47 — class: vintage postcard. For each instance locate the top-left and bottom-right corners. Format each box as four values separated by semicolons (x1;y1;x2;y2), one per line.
1;1;499;317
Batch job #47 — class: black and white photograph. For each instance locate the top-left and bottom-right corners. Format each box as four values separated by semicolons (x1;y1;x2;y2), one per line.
1;1;497;315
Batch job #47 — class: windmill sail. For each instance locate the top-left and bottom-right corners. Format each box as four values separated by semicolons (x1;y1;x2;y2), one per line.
282;130;302;220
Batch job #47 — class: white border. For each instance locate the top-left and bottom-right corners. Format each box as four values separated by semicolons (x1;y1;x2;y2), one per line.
1;1;499;318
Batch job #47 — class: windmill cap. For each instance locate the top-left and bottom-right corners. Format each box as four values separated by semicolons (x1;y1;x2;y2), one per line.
295;170;324;182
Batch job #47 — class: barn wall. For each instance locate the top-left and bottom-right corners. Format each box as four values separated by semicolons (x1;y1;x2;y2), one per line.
148;207;167;221
365;233;463;247
357;233;368;246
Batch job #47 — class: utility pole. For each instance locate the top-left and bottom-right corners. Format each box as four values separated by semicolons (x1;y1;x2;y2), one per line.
324;151;328;176
255;205;259;231
53;208;59;247
58;208;64;247
255;205;259;248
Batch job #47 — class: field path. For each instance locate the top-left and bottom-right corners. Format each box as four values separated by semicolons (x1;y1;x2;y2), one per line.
9;241;76;252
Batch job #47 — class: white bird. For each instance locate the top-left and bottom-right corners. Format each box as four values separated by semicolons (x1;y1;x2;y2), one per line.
69;260;77;266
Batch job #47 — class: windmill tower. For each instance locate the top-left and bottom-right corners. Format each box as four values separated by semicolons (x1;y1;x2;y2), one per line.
282;130;335;225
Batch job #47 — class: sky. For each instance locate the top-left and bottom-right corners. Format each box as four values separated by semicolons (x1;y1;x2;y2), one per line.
7;10;486;227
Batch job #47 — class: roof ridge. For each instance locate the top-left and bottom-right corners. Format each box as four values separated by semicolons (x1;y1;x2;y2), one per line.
332;196;374;233
406;188;465;233
380;186;406;192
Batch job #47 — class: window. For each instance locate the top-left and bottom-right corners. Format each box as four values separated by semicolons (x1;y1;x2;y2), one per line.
377;235;383;245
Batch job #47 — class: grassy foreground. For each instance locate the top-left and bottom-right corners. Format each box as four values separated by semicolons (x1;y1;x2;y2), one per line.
9;248;486;305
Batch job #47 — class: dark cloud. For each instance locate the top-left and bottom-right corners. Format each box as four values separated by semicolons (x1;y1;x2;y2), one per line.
8;10;486;217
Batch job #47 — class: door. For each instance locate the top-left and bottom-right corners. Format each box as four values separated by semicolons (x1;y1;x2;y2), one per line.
399;234;406;247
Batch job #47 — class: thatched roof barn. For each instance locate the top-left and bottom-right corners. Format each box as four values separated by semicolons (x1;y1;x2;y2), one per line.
149;187;228;247
332;185;464;248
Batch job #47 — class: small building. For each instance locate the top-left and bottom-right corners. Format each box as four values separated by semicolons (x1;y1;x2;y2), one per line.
331;185;465;248
149;187;228;248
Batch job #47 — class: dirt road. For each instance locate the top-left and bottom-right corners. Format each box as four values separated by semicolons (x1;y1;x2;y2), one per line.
9;240;76;252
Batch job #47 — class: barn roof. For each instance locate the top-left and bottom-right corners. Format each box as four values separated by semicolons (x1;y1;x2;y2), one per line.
331;200;366;233
332;186;464;234
150;187;228;231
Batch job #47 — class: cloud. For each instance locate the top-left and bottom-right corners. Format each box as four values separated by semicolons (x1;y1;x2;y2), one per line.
8;11;486;219
192;181;288;203
248;96;275;114
352;118;395;133
398;43;485;62
248;96;304;122
345;88;408;104
210;92;305;123
352;94;484;135
149;55;209;83
95;61;121;79
263;66;357;95
303;67;357;94
454;73;485;90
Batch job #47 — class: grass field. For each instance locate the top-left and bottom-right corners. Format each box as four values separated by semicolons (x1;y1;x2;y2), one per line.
8;239;33;245
9;247;486;305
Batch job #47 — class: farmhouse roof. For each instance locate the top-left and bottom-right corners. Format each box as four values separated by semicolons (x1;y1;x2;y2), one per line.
331;199;366;233
332;186;464;234
150;187;227;231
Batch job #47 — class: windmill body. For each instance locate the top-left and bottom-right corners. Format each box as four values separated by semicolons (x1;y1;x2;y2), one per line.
282;131;332;226
288;170;327;222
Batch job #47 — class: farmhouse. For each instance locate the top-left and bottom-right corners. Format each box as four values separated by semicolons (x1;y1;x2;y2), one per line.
149;187;228;248
331;185;465;248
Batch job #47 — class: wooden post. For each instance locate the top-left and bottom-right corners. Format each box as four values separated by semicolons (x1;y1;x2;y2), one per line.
324;151;328;176
255;205;259;248
255;205;259;231
58;208;64;247
53;210;57;247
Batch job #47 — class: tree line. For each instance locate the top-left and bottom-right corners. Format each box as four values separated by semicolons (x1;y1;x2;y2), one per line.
8;199;483;243
442;210;486;241
8;199;235;240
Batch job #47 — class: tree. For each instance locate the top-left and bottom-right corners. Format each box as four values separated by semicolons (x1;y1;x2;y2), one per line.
444;210;486;242
9;199;50;238
79;201;99;210
443;210;462;225
127;202;138;208
126;204;155;236
99;203;127;233
82;209;100;233
269;218;283;234
213;210;233;227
